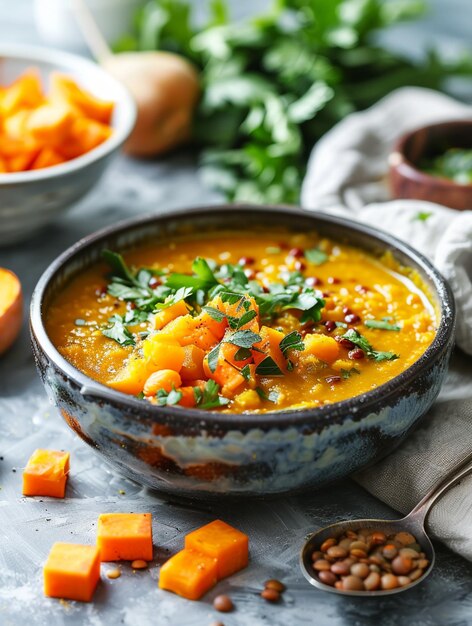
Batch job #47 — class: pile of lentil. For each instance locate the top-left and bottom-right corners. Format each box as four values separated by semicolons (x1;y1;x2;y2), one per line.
311;528;430;592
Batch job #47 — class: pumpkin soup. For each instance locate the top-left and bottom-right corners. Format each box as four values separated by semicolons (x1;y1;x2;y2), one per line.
46;231;436;413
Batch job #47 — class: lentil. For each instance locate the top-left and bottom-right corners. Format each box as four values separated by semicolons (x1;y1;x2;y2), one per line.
309;527;429;593
213;595;234;613
264;579;286;593
261;588;280;602
131;559;148;570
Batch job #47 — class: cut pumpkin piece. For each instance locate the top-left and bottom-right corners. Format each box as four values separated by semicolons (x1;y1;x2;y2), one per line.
143;369;182;397
26;103;75;147
1;69;43;115
203;343;246;397
180;344;206;382
153;299;189;330
44;542;101;602
158;549;218;600
185;519;249;580
97;513;153;561
0;267;23;355
302;333;339;363
110;336;184;395
50;72;114;124
22;449;70;498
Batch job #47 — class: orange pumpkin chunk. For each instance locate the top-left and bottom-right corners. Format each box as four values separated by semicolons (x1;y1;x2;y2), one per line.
22;449;70;498
97;513;153;561
44;542;100;602
158;549;218;600
184;519;249;580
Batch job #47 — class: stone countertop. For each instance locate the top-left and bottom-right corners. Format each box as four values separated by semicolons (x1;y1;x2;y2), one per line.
1;2;472;625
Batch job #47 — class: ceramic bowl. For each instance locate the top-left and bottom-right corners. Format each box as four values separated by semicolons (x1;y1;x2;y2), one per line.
30;205;455;499
0;44;136;245
389;120;472;211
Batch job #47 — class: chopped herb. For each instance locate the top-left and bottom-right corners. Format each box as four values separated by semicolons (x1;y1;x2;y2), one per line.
166;257;218;292
102;250;137;285
255;356;283;376
234;347;252;361
412;211;433;222
240;364;251;381
279;331;305;355
227;329;262;349
156;387;183;406
154;286;193;310
74;318;86;326
136;391;145;400
365;320;401;331
341;368;360;379
335;321;348;328
255;387;279;403
102;315;136;347
342;328;399;361
207;343;221;373
305;247;328;265
193;380;229;409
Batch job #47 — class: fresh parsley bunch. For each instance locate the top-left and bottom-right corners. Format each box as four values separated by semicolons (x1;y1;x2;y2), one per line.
116;0;471;204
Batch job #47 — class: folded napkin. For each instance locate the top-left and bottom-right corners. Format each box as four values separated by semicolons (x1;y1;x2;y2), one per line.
301;87;472;560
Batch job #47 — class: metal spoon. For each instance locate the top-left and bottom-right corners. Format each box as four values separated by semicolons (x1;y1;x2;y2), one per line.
300;456;472;596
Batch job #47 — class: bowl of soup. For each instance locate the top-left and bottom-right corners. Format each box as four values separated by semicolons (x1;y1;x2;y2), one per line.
30;205;455;498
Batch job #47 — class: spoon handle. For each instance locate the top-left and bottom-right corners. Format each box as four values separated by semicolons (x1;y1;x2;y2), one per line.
406;454;472;526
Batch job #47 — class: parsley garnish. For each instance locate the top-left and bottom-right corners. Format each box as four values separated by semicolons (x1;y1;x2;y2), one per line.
102;314;136;347
255;356;283;376
193;380;230;409
305;247;328;265
255;387;279;403
343;329;399;361
412;211;432;222
156;387;183;406
279;330;304;371
365;320;401;331
341;368;360;379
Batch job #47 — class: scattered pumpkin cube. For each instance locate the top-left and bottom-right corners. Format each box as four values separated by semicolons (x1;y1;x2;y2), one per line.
184;519;249;580
50;73;114;124
158;549;218;600
97;513;153;561
22;449;70;498
44;542;100;602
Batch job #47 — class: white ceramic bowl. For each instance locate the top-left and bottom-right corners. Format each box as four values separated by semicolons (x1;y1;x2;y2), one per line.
0;44;137;245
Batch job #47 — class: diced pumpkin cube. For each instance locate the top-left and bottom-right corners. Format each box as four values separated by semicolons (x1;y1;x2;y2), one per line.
302;333;339;363
22;449;70;498
177;386;197;408
180;344;206;382
60;117;112;159
44;543;100;602
97;513;153;561
26;103;75;147
158;549;218;600
142;335;185;371
185;519;249;580
50;73;114;124
31;147;65;170
203;344;246;397
153;300;189;330
1;70;43;115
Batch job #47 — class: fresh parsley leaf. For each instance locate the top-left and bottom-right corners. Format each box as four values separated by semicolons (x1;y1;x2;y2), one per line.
156;387;183;406
305;247;328;265
227;329;262;348
207;343;222;373
255;387;279;402
194;380;230;409
412;211;433;222
343;328;399;361
166;257;218;293
234;347;252;361
240;364;251;380
102;314;136;347
154;286;193;310
102;250;137;285
365;320;401;331
202;306;226;322
279;331;305;355
341;368;360;379
255;356;283;376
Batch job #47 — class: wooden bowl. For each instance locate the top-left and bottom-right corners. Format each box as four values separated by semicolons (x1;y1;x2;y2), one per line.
389;120;472;211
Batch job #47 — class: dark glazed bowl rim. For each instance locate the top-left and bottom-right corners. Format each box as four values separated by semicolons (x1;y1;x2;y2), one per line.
391;120;472;190
30;204;455;428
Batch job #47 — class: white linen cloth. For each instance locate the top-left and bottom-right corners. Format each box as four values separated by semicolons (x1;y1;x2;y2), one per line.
301;87;472;559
